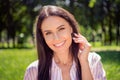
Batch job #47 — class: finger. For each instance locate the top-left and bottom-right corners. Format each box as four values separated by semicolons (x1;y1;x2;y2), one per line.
73;33;80;38
79;44;85;50
78;33;88;39
74;33;84;38
73;37;86;44
73;37;85;50
73;38;84;43
73;39;86;47
74;33;88;42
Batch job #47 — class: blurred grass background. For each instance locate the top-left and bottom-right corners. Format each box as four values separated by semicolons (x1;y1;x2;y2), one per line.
0;48;37;80
0;42;120;80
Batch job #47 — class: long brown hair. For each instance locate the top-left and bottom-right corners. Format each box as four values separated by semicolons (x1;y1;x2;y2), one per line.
36;5;82;80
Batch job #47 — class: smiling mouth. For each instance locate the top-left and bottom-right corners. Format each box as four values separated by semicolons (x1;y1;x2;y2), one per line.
54;40;66;47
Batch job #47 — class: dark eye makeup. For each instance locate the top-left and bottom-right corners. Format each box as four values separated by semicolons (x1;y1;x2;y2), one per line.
45;32;52;35
59;27;65;31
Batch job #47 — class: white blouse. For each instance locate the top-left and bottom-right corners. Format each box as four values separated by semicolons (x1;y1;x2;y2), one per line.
24;52;106;80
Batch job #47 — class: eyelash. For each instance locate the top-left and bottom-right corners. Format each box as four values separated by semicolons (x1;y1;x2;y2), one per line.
59;27;65;31
45;32;52;35
45;27;65;35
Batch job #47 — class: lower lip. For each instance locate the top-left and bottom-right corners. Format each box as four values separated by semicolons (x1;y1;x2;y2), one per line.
54;41;66;48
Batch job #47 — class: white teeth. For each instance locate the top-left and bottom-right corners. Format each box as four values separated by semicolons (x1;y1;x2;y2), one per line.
54;41;65;47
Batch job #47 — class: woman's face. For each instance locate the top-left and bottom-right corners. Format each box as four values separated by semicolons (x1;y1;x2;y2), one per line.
41;16;73;53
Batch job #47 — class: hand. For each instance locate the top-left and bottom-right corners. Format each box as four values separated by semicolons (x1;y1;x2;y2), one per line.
72;33;91;63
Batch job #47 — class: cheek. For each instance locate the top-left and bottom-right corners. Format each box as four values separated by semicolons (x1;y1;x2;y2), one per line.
44;35;53;42
43;35;53;48
44;37;53;46
59;29;72;39
62;33;71;39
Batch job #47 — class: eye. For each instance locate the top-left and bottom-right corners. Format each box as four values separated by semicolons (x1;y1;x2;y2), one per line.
45;32;52;35
59;27;65;31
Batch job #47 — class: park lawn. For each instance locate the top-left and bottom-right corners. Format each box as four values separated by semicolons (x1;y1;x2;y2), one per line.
0;48;37;80
97;51;120;80
0;47;120;80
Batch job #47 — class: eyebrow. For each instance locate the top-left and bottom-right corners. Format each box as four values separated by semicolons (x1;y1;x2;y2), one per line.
43;24;65;32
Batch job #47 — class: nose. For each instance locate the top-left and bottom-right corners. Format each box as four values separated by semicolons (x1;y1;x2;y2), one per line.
53;33;60;40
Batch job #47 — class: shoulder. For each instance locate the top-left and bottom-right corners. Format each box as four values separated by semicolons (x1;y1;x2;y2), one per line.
27;60;38;70
88;52;101;60
88;52;101;67
25;60;38;74
88;52;106;80
24;60;38;80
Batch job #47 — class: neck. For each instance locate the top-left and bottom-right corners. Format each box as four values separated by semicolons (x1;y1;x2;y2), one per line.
53;50;72;65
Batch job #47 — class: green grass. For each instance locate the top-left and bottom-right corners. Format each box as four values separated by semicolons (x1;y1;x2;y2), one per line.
0;49;37;80
91;41;120;51
97;51;120;80
0;46;120;80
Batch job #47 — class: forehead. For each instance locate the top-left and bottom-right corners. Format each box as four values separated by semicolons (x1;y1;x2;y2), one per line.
41;16;69;30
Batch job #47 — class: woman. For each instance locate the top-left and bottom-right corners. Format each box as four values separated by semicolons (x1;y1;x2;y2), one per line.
24;5;106;80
